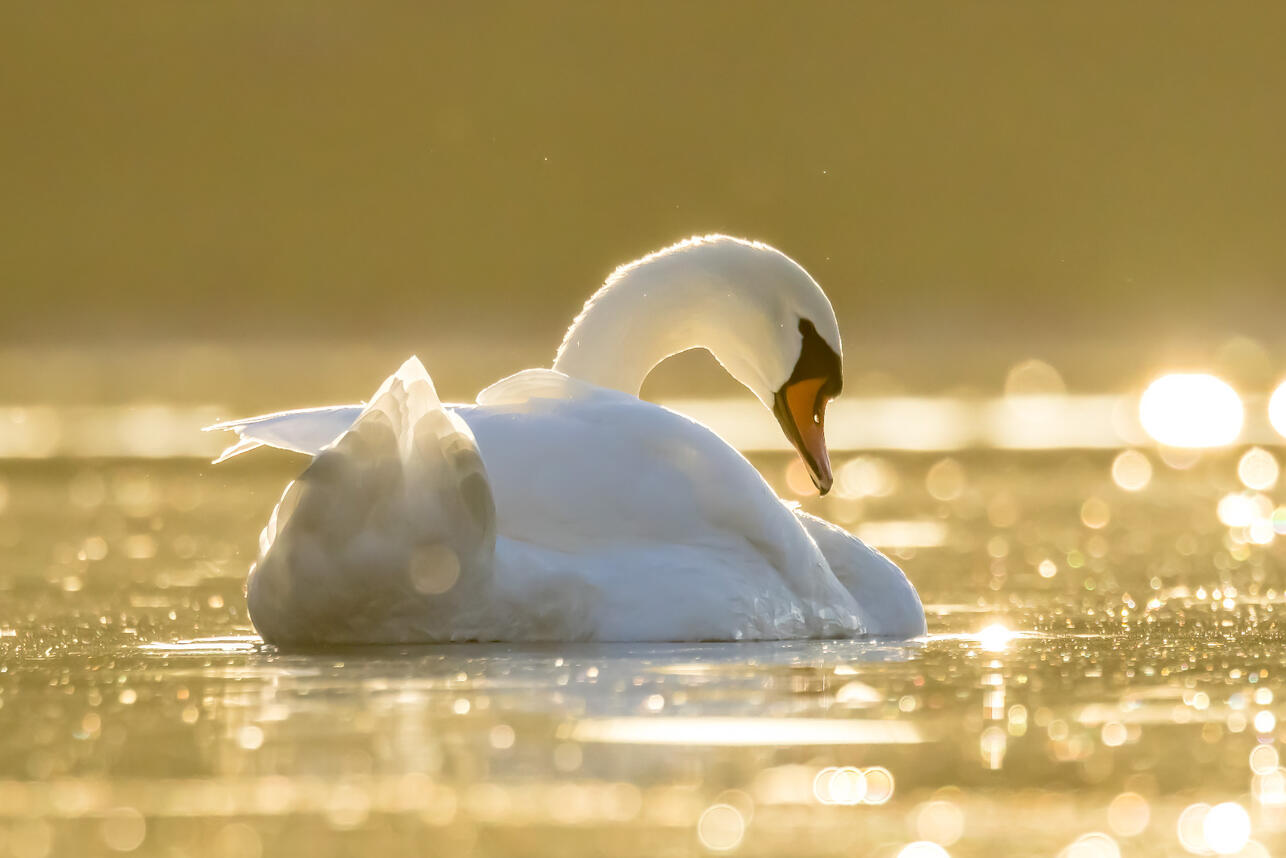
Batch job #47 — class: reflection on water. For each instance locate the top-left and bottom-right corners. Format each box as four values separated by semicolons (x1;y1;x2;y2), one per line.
2;444;1286;856
1139;375;1246;449
1;389;1283;459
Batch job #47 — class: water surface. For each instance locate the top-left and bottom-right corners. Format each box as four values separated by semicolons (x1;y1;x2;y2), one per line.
2;447;1284;857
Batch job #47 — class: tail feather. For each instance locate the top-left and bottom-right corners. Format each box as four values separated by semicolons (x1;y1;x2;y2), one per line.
211;437;265;464
245;357;497;646
204;404;366;462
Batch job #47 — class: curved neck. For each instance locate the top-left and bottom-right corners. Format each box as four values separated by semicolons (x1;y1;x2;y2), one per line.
552;241;761;398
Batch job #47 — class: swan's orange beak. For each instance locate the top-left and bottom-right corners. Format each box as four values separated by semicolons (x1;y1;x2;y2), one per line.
773;377;834;495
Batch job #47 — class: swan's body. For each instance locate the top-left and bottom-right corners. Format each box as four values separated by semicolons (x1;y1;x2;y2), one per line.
210;236;926;645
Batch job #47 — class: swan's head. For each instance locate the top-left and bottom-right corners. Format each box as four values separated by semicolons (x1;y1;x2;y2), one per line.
685;238;843;496
766;315;843;495
555;235;845;495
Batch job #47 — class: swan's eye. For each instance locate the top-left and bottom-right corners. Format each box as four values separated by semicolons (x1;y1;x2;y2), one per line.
791;318;843;400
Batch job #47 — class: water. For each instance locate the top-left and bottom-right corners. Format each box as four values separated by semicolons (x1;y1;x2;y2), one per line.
2;442;1284;858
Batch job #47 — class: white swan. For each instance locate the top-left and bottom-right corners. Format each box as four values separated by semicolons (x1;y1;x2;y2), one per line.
208;236;925;645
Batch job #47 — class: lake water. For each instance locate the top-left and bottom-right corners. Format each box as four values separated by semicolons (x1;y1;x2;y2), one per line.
2;423;1285;857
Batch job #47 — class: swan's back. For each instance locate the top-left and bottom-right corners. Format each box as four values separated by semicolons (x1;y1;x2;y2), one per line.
463;370;864;640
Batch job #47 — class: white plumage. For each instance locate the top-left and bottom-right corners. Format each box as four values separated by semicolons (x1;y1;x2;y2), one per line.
209;236;926;644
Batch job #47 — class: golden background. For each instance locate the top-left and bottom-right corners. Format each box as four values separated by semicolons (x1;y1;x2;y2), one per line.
4;3;1285;395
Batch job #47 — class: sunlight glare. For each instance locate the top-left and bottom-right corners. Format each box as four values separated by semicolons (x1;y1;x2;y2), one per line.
1139;374;1243;448
978;623;1014;653
1217;493;1274;529
1269;382;1286;439
570;717;923;746
1202;802;1250;855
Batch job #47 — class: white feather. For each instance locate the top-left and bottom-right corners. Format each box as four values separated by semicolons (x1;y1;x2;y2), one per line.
209;237;926;644
205;404;366;462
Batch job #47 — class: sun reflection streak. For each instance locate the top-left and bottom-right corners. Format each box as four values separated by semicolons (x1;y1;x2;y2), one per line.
569;717;924;746
4;385;1281;461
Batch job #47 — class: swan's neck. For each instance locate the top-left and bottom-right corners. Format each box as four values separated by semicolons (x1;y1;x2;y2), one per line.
552;241;764;398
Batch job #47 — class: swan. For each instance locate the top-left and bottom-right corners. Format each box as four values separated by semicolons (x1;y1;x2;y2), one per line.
208;235;926;645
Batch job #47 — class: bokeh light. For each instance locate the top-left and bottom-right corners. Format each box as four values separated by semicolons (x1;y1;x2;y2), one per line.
915;800;965;846
824;766;867;805
1248;745;1278;775
926;458;966;502
1080;497;1111;529
1201;802;1250;855
1100;722;1127;748
1177;803;1211;854
1269;381;1286;439
1252;767;1286;806
784;459;818;497
1217;493;1274;529
1237;448;1279;490
100;807;147;853
860;767;895;805
1005;359;1066;396
979;725;1007;769
836;456;898;499
1111;450;1153;491
1233;843;1271;858
696;803;745;852
1139;374;1243;448
898;842;951;858
1106;792;1149;837
1059;832;1120;858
